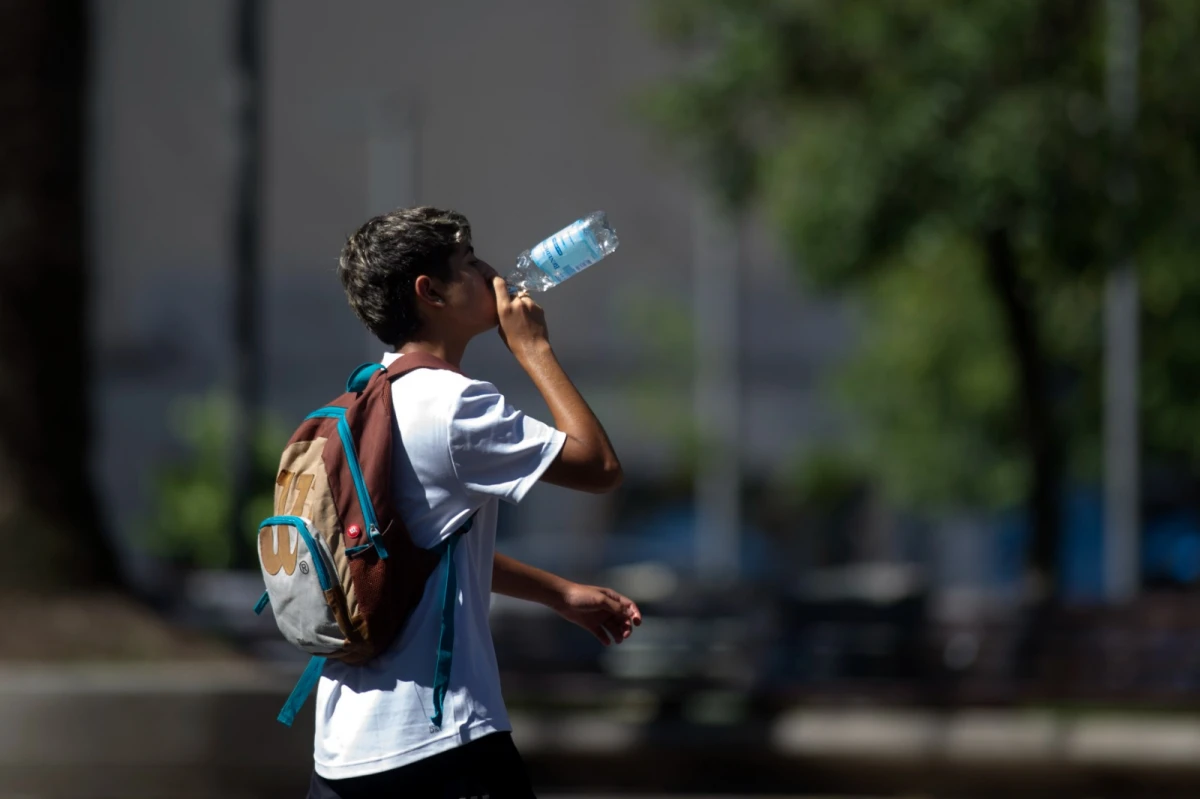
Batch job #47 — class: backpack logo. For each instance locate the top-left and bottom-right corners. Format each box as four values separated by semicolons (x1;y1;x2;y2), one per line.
260;470;313;576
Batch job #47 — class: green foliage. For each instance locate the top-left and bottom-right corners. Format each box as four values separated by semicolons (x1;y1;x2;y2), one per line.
837;229;1028;508
779;446;866;515
140;392;287;570
644;0;1200;517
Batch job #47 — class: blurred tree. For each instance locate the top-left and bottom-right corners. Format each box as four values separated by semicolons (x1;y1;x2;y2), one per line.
142;392;286;570
0;0;121;591
645;0;1200;594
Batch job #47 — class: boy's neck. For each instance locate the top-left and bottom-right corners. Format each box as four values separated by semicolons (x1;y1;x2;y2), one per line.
396;338;467;370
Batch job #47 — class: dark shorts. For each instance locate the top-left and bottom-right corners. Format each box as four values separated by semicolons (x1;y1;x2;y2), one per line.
308;732;536;799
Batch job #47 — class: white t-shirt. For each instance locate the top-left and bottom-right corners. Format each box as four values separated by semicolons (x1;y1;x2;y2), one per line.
312;352;566;779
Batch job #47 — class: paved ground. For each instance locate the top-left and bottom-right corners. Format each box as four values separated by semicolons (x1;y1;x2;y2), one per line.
6;664;1200;797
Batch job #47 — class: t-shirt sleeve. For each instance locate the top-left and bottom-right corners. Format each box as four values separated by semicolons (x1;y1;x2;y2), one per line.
447;380;567;504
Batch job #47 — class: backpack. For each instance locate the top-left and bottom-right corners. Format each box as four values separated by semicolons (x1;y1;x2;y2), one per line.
253;353;474;727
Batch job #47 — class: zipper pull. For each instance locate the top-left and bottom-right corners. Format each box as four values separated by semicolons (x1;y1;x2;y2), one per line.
368;523;389;560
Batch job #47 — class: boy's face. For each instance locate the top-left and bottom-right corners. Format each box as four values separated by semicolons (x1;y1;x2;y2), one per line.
434;242;501;337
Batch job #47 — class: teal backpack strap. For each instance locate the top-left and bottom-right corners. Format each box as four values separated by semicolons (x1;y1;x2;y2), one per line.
429;513;476;729
277;655;327;727
345;362;386;394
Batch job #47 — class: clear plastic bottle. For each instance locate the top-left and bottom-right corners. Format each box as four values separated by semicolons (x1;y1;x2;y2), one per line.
506;211;619;293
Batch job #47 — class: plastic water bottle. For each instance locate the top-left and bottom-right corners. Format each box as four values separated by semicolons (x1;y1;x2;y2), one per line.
506;211;619;293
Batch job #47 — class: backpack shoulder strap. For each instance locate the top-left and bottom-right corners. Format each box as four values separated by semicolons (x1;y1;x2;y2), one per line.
344;353;462;395
384;352;462;381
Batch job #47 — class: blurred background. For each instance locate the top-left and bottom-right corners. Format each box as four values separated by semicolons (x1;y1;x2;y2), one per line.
4;0;1200;796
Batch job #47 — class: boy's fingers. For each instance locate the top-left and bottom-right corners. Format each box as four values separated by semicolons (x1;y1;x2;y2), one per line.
603;617;627;643
601;588;641;624
492;276;511;305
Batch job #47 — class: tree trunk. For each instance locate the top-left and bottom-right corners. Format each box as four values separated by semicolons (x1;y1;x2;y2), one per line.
0;0;121;591
982;227;1062;598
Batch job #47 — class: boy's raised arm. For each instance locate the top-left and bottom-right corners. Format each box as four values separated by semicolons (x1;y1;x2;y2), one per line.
492;276;622;494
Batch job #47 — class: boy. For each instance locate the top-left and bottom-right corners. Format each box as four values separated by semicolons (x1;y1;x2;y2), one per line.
308;207;641;798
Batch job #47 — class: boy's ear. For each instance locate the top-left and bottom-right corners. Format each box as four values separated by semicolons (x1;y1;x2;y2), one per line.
413;275;445;307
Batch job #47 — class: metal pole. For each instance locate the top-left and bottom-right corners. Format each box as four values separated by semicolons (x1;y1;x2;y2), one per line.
692;193;741;584
1104;0;1140;603
229;0;264;569
367;95;420;217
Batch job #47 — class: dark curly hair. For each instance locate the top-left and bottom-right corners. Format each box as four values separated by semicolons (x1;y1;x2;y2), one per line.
337;206;472;346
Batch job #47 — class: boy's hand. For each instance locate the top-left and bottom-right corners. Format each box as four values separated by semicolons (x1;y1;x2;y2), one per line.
493;276;550;357
551;582;643;646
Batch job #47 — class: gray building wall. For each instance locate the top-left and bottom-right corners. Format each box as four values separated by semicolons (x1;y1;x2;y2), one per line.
89;0;851;579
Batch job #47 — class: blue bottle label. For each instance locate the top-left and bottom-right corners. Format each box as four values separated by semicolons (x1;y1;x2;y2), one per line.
529;220;602;283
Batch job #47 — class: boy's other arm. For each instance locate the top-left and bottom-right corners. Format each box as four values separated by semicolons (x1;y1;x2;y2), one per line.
492;552;641;645
492;276;622;494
